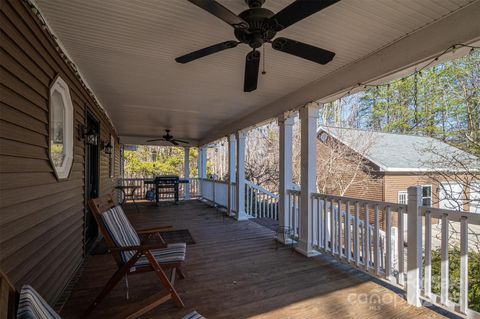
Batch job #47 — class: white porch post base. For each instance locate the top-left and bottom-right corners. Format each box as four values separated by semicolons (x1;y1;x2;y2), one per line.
295;244;321;257
236;212;250;221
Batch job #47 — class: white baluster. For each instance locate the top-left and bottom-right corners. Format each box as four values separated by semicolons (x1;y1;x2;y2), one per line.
424;210;432;299
459;216;468;314
440;213;449;305
365;203;370;271
385;206;392;281
346;201;351;263
355;202;360;266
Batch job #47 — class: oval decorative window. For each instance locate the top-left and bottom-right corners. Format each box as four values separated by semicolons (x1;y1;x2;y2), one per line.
49;76;74;180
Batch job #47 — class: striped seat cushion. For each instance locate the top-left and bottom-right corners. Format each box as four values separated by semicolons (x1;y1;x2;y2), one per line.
182;311;206;319
17;285;61;319
134;242;186;268
101;205;141;262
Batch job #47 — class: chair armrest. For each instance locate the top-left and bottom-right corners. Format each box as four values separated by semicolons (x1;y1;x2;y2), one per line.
136;225;173;234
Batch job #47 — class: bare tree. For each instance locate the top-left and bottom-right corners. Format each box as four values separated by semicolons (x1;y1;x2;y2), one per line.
419;140;480;212
245;122;279;192
315;128;378;196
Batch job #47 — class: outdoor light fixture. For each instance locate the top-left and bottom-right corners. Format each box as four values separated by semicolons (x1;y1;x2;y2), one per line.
85;127;98;146
103;141;113;154
77;123;99;145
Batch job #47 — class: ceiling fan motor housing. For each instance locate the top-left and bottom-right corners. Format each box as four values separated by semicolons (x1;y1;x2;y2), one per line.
235;7;276;48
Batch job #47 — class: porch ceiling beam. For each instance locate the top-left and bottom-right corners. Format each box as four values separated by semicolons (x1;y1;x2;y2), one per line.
199;1;480;145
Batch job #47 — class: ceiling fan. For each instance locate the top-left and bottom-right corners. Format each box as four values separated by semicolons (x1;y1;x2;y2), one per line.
147;130;189;146
176;0;339;92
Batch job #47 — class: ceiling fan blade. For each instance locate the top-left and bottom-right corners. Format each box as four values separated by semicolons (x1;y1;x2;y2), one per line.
146;138;166;142
272;37;335;65
188;0;249;30
170;140;180;146
173;139;189;144
271;0;339;31
175;41;239;64
244;50;260;92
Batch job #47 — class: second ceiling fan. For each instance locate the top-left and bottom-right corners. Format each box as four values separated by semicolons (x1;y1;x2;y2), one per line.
176;0;339;92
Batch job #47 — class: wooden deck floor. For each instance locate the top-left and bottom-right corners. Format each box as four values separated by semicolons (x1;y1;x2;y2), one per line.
60;200;445;319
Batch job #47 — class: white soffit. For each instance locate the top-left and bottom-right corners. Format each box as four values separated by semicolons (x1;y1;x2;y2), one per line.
35;0;478;145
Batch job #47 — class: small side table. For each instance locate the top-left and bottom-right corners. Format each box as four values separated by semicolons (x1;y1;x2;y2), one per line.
115;185;140;213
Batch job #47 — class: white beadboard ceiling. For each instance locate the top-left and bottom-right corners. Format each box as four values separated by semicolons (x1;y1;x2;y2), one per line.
36;0;475;144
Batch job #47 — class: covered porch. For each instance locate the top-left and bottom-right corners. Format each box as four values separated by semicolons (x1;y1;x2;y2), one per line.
60;200;442;319
1;0;480;318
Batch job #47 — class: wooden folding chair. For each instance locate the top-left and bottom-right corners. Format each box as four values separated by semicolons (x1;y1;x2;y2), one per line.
1;271;18;319
85;195;186;317
1;271;205;319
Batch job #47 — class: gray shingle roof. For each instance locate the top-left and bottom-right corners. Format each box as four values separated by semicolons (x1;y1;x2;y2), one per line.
317;126;480;172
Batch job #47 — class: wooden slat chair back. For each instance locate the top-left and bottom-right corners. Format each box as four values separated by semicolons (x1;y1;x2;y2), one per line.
0;272;18;319
89;195;125;267
86;195;186;318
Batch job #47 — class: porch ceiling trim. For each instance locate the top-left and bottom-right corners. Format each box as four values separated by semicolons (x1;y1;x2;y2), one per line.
200;1;480;146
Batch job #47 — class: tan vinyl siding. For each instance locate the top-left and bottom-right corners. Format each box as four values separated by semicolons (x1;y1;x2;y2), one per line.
0;0;120;304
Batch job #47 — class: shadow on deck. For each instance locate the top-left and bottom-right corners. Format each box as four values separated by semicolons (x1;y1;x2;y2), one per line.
60;200;444;319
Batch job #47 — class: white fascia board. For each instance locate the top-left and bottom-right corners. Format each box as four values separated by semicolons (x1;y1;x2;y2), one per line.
200;2;480;145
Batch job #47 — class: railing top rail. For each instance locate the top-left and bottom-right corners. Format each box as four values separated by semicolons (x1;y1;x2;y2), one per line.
287;189;301;195
245;180;278;198
420;206;480;224
311;192;407;211
199;178;229;185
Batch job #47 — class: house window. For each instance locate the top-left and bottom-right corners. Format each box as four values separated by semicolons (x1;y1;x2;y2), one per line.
422;185;432;207
49;76;74;180
398;191;408;204
398;187;431;206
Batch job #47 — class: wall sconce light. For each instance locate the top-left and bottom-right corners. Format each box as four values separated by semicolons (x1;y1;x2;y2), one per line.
103;141;113;154
77;123;99;145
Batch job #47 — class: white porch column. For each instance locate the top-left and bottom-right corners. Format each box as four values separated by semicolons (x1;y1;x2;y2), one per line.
198;146;207;198
228;134;236;216
278;114;294;243
235;131;248;220
406;186;422;306
198;146;207;178
297;103;319;257
184;146;190;200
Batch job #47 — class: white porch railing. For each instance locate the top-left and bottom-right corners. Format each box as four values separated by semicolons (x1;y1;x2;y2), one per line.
419;206;480;318
310;193;407;284
300;190;480;318
119;177;201;201
287;189;301;239
199;178;229;208
199;178;279;218
245;180;279;219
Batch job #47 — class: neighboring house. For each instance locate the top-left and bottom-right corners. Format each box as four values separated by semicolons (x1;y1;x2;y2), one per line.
316;127;480;218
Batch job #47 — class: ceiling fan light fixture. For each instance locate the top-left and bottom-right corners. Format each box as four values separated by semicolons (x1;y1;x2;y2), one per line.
178;0;339;92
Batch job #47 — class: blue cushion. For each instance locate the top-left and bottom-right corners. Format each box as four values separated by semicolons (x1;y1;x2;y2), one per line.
101;205;141;262
182;311;206;319
134;243;186;268
17;285;61;319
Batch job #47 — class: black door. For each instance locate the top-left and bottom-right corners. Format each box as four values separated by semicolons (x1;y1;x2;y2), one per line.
85;113;100;252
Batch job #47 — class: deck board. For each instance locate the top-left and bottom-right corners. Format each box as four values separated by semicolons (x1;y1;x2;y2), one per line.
60;200;444;319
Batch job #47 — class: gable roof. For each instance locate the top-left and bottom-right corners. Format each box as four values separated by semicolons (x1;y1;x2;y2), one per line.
317;126;480;172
